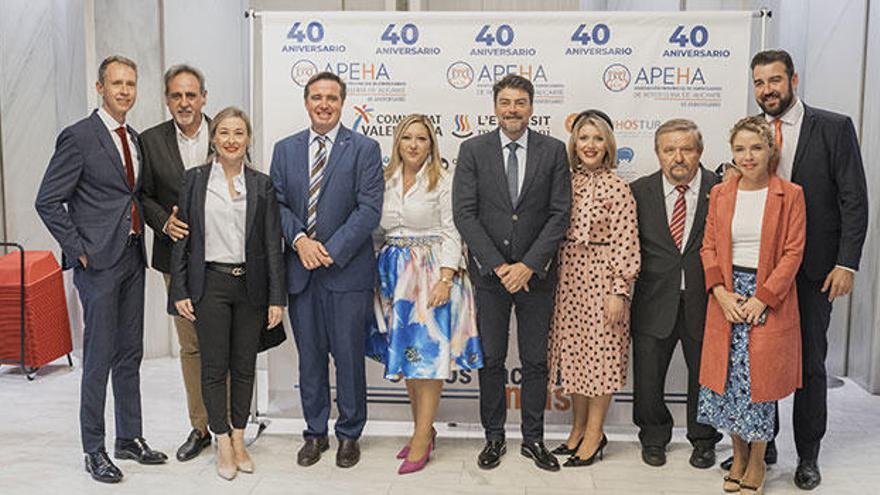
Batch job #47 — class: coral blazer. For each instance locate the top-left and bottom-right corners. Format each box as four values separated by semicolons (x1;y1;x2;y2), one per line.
699;175;806;403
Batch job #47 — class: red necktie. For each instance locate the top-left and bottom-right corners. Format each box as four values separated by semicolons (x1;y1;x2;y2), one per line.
669;185;688;250
114;126;141;234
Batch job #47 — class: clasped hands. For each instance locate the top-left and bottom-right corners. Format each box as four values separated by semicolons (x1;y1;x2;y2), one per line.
165;206;189;241
711;285;767;325
295;236;334;270
494;262;533;293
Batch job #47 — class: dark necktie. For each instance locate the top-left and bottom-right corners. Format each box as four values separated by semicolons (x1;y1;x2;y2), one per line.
114;126;141;234
506;141;520;204
669;184;688;250
307;135;327;238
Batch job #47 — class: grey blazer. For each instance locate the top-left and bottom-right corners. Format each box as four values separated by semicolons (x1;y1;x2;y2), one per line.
452;128;571;289
140;117;210;273
629;167;717;340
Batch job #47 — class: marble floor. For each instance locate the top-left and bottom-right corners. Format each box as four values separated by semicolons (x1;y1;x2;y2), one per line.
1;357;879;495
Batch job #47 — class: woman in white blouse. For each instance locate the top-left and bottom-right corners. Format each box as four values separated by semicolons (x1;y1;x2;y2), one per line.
366;114;483;474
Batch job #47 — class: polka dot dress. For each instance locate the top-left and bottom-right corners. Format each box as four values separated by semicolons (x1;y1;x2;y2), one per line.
548;168;641;397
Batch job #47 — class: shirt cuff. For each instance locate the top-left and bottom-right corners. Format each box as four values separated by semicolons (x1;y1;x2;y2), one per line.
292;232;306;251
835;264;857;274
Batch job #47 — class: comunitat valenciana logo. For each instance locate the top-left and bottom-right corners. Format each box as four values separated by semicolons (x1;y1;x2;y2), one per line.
446;61;475;89
603;63;631;92
351;105;374;133
290;59;318;87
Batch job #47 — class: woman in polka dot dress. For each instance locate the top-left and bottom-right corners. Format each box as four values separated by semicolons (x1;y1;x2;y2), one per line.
547;110;640;467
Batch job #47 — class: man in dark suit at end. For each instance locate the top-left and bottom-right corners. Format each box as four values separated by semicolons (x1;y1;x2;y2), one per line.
140;64;212;462
720;49;868;491
35;55;167;484
270;72;384;469
630;119;721;470
453;74;571;472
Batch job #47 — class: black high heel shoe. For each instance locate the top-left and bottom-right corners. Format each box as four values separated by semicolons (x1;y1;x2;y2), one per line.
563;435;608;467
551;437;583;456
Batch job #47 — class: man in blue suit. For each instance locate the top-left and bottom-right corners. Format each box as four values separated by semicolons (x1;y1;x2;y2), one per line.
270;71;384;468
35;55;168;484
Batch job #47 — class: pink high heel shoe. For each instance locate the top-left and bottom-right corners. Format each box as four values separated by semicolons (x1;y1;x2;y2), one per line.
398;442;433;475
396;427;436;459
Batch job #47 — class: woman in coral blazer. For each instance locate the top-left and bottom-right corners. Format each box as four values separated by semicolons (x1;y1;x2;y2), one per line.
697;116;806;495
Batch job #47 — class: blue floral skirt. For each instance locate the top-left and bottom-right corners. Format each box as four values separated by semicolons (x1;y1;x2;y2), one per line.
365;238;483;380
697;268;775;442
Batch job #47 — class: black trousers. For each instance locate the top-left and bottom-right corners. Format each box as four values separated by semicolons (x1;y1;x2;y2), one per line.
194;269;264;434
475;284;555;444
73;242;145;453
770;275;832;461
632;296;721;449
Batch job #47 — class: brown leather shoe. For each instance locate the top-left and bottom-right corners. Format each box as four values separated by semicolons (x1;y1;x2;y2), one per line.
336;439;360;468
297;437;329;467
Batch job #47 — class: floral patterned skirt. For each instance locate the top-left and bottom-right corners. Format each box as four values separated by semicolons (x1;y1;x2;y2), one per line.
365;238;483;380
697;268;775;442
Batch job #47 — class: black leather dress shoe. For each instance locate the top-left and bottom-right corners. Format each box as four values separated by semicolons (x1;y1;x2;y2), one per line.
84;449;123;483
176;429;212;462
336;439;360;468
794;459;821;490
689;445;716;469
641;446;666;467
114;437;168;465
297;437;329;467
721;440;777;470
521;441;560;472
477;440;506;470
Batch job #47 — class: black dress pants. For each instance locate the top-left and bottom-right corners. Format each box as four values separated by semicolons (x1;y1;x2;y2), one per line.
475;284;555;444
194;269;264;434
632;296;721;449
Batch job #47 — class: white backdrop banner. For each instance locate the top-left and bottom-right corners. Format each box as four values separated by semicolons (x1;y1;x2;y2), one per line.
259;10;752;426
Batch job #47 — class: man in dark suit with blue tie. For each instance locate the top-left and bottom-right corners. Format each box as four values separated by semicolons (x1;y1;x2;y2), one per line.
35;55;167;484
270;72;384;469
453;75;571;472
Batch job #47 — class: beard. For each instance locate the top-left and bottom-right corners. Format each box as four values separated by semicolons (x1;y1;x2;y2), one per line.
758;88;794;118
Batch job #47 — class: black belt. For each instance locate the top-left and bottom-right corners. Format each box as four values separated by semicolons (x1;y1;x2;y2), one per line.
206;262;246;277
126;233;142;246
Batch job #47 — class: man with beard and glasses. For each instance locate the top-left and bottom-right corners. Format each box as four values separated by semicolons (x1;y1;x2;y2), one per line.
453;74;571;472
716;49;868;491
140;64;213;462
629;119;722;469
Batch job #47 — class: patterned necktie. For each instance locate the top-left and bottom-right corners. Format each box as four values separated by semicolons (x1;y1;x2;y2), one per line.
113;126;141;234
505;141;519;204
669;184;689;250
772;118;783;172
306;135;327;238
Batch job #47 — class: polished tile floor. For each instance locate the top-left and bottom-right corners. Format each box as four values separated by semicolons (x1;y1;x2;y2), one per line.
2;357;879;494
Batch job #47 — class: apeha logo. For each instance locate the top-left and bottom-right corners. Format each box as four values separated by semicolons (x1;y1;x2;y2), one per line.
290;60;319;87
351;105;374;133
447;61;475;89
452;114;474;139
603;63;631;92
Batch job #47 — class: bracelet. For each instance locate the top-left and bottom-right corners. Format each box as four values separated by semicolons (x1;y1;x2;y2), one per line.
440;276;454;287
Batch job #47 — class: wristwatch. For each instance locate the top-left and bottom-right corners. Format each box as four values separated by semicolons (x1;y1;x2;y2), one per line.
440;276;454;287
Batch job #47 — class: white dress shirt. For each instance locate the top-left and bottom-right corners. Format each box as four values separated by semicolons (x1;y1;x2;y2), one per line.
731;188;768;269
204;161;247;263
97;107;138;180
378;166;462;269
662;167;702;289
498;130;528;197
766;98;804;182
176;116;209;169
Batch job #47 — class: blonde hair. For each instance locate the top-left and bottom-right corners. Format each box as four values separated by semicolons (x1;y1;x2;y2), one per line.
568;114;617;170
208;106;253;167
729;116;778;172
384;114;442;191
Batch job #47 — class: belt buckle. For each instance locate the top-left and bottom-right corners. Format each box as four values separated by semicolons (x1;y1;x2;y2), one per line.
231;267;245;277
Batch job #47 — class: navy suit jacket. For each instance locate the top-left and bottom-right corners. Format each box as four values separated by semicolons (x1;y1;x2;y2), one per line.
35;110;146;270
269;125;384;294
789;104;868;281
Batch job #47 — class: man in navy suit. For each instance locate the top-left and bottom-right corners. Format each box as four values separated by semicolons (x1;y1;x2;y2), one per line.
270;71;384;468
718;49;869;491
35;55;167;484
